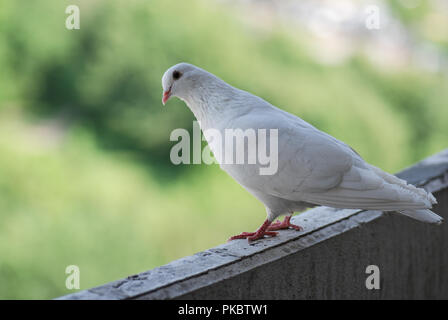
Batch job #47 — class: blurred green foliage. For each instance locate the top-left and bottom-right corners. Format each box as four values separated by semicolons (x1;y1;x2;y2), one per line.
0;0;447;298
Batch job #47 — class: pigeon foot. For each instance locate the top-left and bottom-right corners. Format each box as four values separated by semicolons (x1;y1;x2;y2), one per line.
267;215;303;231
228;219;278;242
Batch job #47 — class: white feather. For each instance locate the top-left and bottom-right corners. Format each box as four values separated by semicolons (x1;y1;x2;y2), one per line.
162;63;442;224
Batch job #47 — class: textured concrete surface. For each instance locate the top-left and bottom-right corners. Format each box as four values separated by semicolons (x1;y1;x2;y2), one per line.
58;149;448;300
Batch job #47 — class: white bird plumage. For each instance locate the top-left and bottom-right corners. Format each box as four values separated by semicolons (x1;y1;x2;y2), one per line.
161;62;442;241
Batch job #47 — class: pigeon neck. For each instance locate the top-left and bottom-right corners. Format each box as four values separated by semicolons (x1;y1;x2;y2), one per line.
184;80;238;127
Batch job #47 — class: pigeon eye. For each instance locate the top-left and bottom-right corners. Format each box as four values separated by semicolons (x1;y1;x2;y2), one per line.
173;70;182;80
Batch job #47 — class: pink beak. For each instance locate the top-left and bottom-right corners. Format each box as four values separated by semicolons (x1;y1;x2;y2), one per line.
162;89;172;105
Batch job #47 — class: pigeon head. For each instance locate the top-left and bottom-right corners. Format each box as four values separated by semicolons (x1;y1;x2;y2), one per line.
161;63;203;105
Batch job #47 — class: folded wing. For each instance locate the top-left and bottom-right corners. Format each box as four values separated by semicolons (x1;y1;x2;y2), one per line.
251;110;436;211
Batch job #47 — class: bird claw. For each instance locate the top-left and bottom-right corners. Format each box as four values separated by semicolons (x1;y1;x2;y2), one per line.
267;216;303;231
228;216;303;242
228;231;278;242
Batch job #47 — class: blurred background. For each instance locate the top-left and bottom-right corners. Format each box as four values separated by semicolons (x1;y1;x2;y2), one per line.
0;0;447;299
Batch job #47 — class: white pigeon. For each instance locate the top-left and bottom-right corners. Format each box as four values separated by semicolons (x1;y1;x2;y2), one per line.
161;62;442;241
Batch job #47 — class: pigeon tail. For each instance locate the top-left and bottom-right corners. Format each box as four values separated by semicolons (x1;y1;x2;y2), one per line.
398;209;443;224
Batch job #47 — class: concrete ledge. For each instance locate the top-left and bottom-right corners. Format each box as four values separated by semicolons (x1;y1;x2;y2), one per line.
58;149;448;300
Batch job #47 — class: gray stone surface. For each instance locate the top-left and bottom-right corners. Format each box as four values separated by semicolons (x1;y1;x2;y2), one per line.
58;149;448;300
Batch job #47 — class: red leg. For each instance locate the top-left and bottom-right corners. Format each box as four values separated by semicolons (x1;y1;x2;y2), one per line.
228;219;278;242
267;215;303;231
